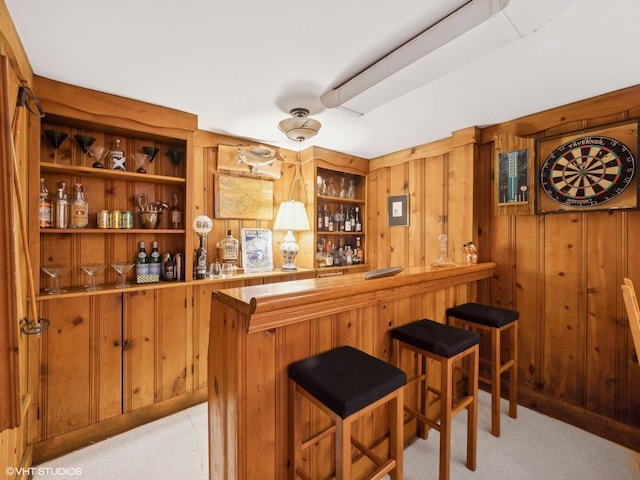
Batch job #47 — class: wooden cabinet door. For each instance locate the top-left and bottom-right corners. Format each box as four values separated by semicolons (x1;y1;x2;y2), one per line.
123;286;189;411
35;294;122;440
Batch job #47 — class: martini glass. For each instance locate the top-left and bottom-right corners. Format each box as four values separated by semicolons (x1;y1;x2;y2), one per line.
88;146;109;169
112;263;135;288
167;149;182;176
43;130;68;164
142;146;160;163
74;135;96;167
132;153;150;173
41;266;71;295
80;264;107;291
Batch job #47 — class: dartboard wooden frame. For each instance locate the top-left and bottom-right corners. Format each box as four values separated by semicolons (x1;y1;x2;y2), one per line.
536;121;639;213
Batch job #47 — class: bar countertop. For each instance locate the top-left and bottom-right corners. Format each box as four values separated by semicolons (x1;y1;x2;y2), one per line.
212;262;496;333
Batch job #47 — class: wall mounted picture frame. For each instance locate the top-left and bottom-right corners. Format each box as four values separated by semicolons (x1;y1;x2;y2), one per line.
387;194;409;226
494;131;535;216
214;174;274;220
536;120;638;214
497;149;529;205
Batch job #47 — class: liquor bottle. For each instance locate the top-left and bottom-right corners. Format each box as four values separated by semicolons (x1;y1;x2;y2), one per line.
353;237;364;264
163;254;176;281
149;241;162;277
354;206;362;232
54;182;69;228
170;192;182;229
136;241;149;277
324;241;334;267
110;138;126;171
39;177;52;228
344;207;352;232
323;204;331;231
195;236;208;279
70;182;89;228
317;205;324;232
219;229;239;265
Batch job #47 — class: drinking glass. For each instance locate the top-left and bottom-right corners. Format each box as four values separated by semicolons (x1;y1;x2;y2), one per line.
112;263;135;288
221;262;234;278
41;266;71;295
209;262;221;279
80;264;107;291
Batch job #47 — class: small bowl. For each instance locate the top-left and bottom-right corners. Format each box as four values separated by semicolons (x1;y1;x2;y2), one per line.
139;210;163;229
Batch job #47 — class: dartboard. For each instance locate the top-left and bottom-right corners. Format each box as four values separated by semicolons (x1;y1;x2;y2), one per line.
540;136;636;207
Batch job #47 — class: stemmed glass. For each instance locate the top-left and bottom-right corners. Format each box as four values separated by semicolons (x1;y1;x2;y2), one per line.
88;146;109;169
74;135;96;167
132;153;150;173
80;264;107;291
41;266;71;295
167;149;182;176
112;263;135;288
43;130;68;164
142;146;160;163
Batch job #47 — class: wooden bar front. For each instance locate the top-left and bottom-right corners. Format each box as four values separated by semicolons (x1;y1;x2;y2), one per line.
207;263;496;479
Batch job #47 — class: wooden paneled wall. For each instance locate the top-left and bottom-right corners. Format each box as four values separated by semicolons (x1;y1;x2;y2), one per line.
370;85;640;451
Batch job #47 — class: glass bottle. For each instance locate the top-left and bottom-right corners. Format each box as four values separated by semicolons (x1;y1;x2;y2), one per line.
354;206;362;232
70;182;88;228
149;241;162;277
110;138;126;171
170;192;183;229
317;204;324;232
195;236;208;279
39;177;52;228
54;182;69;228
353;237;363;264
347;178;357;199
219;229;239;265
136;241;149;277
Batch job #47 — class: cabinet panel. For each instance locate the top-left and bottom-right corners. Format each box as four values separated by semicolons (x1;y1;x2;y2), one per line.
158;286;189;401
96;294;123;421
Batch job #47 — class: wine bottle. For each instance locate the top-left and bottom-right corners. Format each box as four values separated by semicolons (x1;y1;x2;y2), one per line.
136;241;149;277
170;192;182;229
149;241;162;277
195;236;208;279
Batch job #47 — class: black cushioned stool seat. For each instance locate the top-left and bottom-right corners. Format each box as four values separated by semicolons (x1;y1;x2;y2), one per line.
446;302;519;437
391;319;479;480
288;345;406;480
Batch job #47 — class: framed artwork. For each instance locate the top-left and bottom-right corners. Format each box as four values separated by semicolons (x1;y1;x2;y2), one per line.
536;121;638;213
497;149;529;205
241;228;274;273
214;174;274;220
387;194;409;226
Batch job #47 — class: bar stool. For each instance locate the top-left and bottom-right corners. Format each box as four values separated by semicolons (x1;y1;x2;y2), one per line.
391;319;479;480
446;302;518;437
288;345;406;480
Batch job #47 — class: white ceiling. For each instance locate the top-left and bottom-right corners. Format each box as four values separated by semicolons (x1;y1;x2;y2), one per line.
6;0;640;159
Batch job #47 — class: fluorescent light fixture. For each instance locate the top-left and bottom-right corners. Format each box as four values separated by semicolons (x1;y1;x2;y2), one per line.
320;0;516;115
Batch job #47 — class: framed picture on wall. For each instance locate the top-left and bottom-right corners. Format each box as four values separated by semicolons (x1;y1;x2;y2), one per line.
497;149;529;205
536;121;638;213
387;194;409;226
241;228;274;272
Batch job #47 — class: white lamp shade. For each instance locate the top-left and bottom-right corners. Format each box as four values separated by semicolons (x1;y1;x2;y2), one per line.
273;200;310;232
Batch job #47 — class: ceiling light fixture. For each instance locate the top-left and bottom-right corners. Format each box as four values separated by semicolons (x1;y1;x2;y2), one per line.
320;0;534;115
278;108;321;142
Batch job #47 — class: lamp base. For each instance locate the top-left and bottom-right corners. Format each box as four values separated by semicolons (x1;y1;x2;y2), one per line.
280;230;299;271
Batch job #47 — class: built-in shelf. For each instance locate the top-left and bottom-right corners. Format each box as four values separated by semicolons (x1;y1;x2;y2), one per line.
40;162;186;185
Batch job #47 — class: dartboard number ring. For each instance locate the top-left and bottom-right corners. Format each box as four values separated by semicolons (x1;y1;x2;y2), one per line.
540;135;636;207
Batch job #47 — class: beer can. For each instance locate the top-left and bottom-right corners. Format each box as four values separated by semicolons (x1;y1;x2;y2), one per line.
97;210;110;229
110;210;121;229
121;211;134;229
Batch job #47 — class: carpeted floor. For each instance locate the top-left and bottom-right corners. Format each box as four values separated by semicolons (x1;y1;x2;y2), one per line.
33;390;640;479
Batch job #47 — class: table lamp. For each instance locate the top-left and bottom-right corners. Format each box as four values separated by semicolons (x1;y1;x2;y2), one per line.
273;200;310;271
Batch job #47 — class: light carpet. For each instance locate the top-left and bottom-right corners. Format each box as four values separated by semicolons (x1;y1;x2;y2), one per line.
33;391;639;479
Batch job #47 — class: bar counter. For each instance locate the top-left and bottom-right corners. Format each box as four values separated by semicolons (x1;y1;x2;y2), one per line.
208;262;496;479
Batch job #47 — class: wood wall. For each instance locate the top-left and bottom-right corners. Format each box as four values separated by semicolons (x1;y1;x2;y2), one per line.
369;85;640;451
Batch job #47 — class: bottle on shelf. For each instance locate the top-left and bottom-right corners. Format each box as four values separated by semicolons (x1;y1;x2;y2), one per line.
39;177;52;228
317;205;324;232
70;182;89;228
219;229;239;265
136;241;149;277
170;192;183;229
163;254;176;281
324;240;334;267
353;236;364;264
54;182;69;228
149;241;162;277
322;204;331;232
110;138;126;171
354;206;362;232
195;236;208;279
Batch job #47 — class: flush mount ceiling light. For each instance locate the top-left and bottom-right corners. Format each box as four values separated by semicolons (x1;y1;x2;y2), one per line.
278;108;321;142
320;0;575;115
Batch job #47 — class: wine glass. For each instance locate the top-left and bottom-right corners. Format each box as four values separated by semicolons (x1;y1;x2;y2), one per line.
112;263;135;288
80;264;107;291
74;135;96;167
88;146;109;169
167;149;182;175
41;266;71;295
132;153;150;173
142;146;160;163
43;130;68;164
